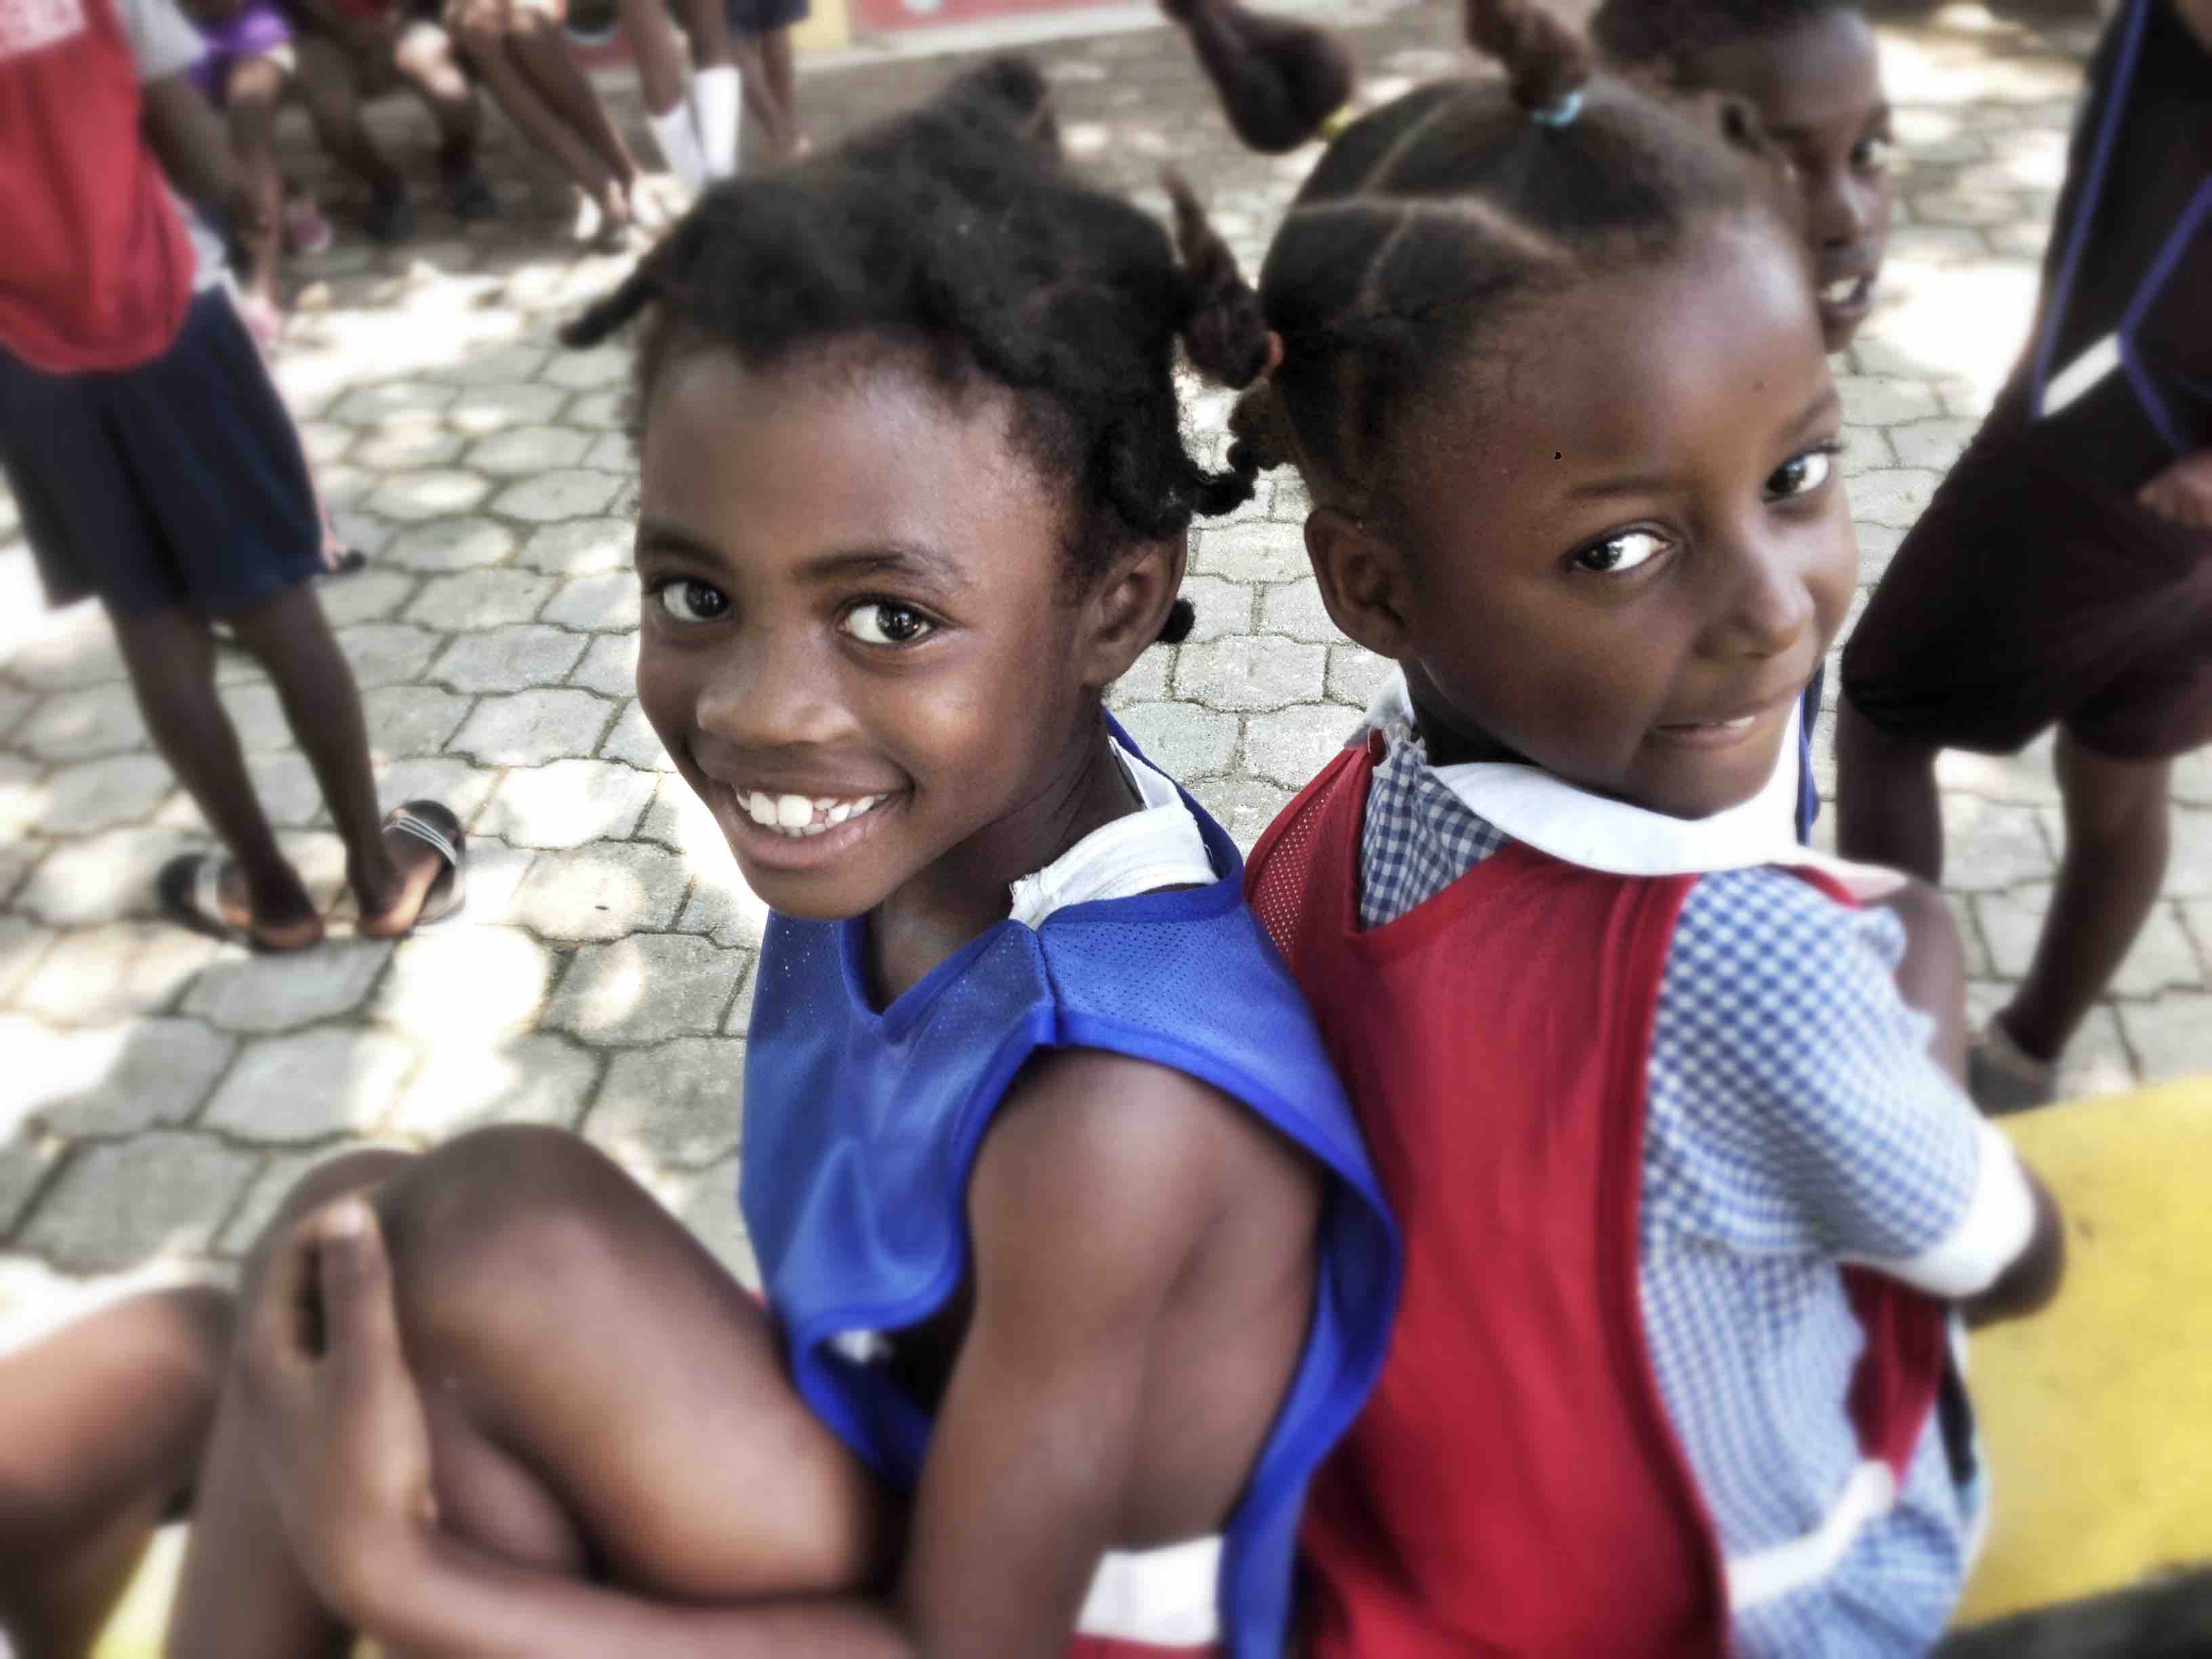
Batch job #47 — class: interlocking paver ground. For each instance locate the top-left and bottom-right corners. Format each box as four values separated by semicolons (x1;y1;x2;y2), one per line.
1;0;2205;1359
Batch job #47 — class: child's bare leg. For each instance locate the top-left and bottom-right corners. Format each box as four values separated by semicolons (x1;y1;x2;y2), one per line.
500;0;640;192
386;22;487;180
0;1287;233;1659
291;35;406;209
167;1152;415;1659
1997;733;2171;1063
1835;695;1946;882
449;1;621;217
224;56;292;314
170;1130;888;1655
753;25;801;157
110;604;322;949
219;584;445;935
372;1127;889;1598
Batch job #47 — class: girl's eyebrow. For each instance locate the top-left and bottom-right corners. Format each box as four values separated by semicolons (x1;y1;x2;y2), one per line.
634;517;724;563
1561;386;1843;501
794;544;973;594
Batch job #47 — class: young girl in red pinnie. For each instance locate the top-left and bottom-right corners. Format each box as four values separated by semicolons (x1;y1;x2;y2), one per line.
0;57;1397;1659
1206;1;2066;1652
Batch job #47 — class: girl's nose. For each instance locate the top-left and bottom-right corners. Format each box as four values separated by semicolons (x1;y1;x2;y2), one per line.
693;626;847;754
1812;169;1877;251
1711;531;1818;660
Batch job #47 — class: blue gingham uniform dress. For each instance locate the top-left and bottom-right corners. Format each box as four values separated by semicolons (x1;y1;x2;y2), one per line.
1357;736;1989;1658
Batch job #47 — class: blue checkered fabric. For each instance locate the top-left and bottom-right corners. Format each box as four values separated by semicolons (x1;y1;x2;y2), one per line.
1357;735;1988;1657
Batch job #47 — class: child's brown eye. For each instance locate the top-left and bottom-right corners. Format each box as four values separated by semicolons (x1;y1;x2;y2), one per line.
657;579;730;623
842;602;934;647
1574;529;1667;574
1851;135;1892;173
1765;448;1835;501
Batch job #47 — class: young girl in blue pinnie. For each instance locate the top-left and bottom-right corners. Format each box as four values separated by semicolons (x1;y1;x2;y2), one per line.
0;60;1395;1659
1212;1;2067;1653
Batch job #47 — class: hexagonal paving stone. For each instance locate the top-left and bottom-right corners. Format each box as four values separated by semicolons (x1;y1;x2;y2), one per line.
366;468;491;521
352;424;466;472
483;758;659;849
540;572;639;632
467;425;590;476
1186;775;1294;853
1114;701;1238;779
448;690;614;767
14;682;147;762
507;840;690;941
489;470;622;523
37;754;173;835
201;1027;420;1142
371;926;556;1036
430;626;589;695
567;634;637;697
599;703;672;771
446;380;569;434
183;939;394;1036
1172;637;1326;712
387;1032;600;1140
0;916;56;1005
29;1018;237;1138
1844;469;1943;531
542;344;628;390
585;1036;747;1169
360;686;473;758
316;568;417;628
327;382;458;425
1193;522;1310;582
383;518;517;574
2116;993;2212;1084
545;933;749;1044
15;827;199;928
365;756;499;829
18;1131;260;1271
1244;704;1359;790
520;518;633;577
17;921;220;1025
403;569;555;630
335;623;445;688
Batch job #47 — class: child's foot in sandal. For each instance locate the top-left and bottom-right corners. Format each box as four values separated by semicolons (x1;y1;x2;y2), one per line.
157;853;325;952
354;800;467;938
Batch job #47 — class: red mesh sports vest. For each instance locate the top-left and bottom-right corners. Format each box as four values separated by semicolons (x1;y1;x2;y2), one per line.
0;0;195;371
1246;738;1947;1657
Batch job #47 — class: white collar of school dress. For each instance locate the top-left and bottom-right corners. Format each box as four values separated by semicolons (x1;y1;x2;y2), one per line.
1360;668;1905;897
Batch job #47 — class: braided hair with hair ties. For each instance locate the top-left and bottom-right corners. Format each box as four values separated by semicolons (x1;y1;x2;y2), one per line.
1177;0;1798;525
1160;0;1355;152
561;57;1274;647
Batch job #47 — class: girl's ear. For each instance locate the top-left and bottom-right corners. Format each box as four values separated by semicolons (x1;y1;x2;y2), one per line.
1306;506;1417;661
1080;531;1189;687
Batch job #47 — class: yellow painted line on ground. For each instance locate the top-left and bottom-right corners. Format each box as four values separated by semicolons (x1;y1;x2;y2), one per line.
1956;1075;2212;1626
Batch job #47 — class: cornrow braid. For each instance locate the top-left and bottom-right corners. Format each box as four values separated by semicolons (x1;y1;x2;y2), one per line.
562;57;1275;647
1188;0;1797;525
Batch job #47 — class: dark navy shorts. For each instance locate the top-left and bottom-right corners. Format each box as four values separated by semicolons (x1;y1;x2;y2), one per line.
725;0;806;37
0;291;321;619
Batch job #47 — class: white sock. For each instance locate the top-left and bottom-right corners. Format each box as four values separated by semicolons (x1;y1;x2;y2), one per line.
648;102;708;191
693;64;741;180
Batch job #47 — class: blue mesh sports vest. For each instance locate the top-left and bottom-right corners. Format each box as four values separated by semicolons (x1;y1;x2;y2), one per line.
741;741;1400;1658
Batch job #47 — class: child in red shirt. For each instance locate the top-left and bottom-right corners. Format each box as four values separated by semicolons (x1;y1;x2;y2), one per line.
0;0;466;949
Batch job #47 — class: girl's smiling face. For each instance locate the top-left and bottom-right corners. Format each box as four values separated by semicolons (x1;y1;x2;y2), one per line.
1691;8;1893;350
633;341;1164;924
1308;216;1857;823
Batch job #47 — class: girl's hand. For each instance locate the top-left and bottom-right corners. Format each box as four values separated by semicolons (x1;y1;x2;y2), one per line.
239;1197;442;1626
2137;449;2212;531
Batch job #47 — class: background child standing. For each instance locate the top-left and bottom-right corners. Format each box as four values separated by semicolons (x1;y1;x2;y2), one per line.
0;0;465;952
1839;0;2212;1112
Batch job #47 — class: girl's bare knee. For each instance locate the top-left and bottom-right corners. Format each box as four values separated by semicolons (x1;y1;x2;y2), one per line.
375;1126;642;1365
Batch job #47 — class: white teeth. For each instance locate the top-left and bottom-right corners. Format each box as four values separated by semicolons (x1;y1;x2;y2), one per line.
737;789;891;838
1720;715;1756;730
1822;276;1866;306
